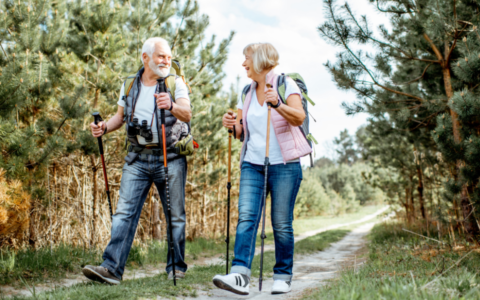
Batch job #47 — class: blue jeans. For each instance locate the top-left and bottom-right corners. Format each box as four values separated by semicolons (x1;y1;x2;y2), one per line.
231;161;303;281
101;155;187;279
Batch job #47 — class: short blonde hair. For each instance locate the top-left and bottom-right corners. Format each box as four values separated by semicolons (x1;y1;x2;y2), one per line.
243;43;279;74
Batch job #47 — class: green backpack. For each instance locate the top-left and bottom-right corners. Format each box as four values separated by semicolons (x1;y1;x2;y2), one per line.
241;73;318;166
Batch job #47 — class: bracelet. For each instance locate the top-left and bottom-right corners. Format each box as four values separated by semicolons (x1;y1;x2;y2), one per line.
232;125;236;138
168;100;173;111
271;99;282;109
103;124;108;135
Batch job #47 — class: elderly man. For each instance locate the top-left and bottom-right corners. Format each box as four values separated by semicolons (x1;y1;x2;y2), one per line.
82;37;192;285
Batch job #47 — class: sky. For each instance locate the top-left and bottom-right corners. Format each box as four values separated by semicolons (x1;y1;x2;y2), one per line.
197;0;390;165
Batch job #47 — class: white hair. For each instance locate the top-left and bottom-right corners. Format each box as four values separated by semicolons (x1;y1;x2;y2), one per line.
141;37;170;65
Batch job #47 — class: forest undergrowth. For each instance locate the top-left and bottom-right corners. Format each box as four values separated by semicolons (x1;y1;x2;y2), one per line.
302;222;480;299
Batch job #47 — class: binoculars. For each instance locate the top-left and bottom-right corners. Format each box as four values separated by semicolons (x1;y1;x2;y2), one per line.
127;118;153;142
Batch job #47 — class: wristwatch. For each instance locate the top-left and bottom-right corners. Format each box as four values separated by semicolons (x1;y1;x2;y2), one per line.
103;124;108;135
271;99;282;109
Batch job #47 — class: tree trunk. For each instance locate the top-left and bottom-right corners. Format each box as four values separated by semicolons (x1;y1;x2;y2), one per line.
405;187;412;224
442;59;480;239
409;174;416;220
416;165;426;219
28;199;36;248
28;172;36;248
424;35;480;238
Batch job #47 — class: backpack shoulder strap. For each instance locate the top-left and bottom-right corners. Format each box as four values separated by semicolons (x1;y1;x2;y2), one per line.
285;73;315;106
241;84;252;104
124;74;137;98
165;75;177;101
276;73;287;103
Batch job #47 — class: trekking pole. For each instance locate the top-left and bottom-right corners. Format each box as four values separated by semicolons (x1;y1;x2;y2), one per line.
92;112;113;221
259;83;273;291
156;78;177;286
225;109;234;275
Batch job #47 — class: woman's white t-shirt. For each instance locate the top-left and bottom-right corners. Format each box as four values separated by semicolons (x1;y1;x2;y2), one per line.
117;78;189;145
237;77;301;165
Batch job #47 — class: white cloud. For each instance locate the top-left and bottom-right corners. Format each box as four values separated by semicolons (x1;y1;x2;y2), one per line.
198;0;390;165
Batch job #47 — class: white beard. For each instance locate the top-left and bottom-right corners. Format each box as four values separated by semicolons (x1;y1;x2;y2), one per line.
149;60;170;77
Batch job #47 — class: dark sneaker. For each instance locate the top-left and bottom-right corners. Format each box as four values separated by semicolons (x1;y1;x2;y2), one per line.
82;265;121;285
212;273;249;295
168;270;186;280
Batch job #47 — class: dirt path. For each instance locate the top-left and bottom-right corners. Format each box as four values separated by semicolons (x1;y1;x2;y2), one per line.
1;207;390;298
258;205;390;254
182;220;381;300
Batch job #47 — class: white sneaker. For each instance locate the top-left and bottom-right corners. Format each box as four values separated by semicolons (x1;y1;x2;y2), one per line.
271;279;292;294
212;273;249;295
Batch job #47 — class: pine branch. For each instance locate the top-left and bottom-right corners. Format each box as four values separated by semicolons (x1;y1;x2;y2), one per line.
0;43;9;61
445;38;457;64
375;83;426;103
147;0;167;30
326;0;427;103
171;0;190;52
33;0;47;23
394;63;433;85
375;0;409;14
345;4;440;64
423;33;444;61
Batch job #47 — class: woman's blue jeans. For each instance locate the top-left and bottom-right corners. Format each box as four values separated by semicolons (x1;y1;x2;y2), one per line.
231;161;303;281
101;155;187;279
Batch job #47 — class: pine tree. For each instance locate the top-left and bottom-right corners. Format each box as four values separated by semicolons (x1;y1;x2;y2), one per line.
0;0;92;247
0;0;238;247
334;129;358;165
319;0;480;239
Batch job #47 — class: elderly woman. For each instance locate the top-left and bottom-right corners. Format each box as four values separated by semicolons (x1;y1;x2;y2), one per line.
213;43;312;295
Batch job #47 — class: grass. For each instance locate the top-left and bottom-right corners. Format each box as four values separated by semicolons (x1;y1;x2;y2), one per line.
293;204;385;235
1;205;378;297
1;205;375;287
0;245;102;286
6;250;276;299
127;237;227;267
256;204;385;246
301;223;480;300
295;229;349;255
5;229;350;299
0;238;227;286
6;264;224;300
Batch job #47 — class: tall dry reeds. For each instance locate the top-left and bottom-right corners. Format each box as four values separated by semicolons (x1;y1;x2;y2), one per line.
19;151;240;250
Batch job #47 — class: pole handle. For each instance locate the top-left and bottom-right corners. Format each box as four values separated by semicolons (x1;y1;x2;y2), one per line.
156;78;168;162
92;112;103;125
266;83;273;108
92;112;104;155
227;109;234;134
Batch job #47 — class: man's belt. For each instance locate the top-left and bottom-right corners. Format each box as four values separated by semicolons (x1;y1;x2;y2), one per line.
128;145;180;155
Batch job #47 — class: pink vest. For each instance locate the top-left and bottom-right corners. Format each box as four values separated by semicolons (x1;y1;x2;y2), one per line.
240;70;312;166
